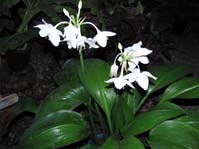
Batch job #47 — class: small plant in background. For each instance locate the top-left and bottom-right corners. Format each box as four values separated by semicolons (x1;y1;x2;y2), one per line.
4;0;199;149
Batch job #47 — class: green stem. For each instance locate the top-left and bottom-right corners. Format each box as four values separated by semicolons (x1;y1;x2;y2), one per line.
94;102;106;137
88;98;97;142
136;91;150;113
106;113;113;136
79;48;84;72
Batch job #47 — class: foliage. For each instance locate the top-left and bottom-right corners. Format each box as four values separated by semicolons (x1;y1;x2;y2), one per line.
14;58;199;148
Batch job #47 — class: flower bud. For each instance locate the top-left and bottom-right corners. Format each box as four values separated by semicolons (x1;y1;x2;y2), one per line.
110;63;119;77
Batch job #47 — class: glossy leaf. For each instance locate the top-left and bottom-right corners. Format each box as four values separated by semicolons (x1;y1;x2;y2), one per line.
125;102;185;135
121;89;142;114
20;110;88;149
112;98;134;133
101;137;119;149
161;77;199;103
54;58;80;86
36;83;89;120
176;110;199;131
149;120;199;149
120;134;145;149
149;65;190;93
101;134;144;149
79;59;118;118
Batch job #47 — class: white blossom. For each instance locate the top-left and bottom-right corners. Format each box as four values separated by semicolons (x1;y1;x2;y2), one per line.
34;19;62;47
93;30;116;47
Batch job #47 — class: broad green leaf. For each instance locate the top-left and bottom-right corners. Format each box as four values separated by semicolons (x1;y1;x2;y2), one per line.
125;102;185;135
149;120;199;149
54;58;80;86
120;134;145;149
101;134;144;149
149;65;190;93
161;77;199;103
112;99;134;133
79;59;118;118
121;89;142;114
36;83;89;120
0;30;37;54
20;110;88;149
176;111;199;131
101;137;119;149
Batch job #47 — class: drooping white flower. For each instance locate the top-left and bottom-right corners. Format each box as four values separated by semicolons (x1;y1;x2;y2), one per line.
105;75;134;90
34;19;62;47
110;63;119;77
85;38;99;49
94;30;116;47
124;41;152;69
63;23;81;49
35;0;116;50
127;68;157;90
106;41;157;91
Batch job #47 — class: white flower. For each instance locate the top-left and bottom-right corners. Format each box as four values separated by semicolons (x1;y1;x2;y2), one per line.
94;29;116;47
127;68;157;90
106;41;157;91
85;38;99;49
126;41;152;68
63;24;80;48
110;63;119;77
105;75;134;90
118;41;152;69
34;19;62;47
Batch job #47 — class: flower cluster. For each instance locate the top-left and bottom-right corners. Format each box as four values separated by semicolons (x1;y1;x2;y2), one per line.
105;41;157;90
34;0;116;50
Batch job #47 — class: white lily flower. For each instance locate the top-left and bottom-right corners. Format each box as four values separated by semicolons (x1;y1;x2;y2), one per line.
85;38;99;49
34;19;62;47
125;41;152;67
94;29;116;47
127;68;157;90
105;75;134;90
63;23;81;48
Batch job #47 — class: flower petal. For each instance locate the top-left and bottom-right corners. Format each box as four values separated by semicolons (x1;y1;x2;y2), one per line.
48;34;60;47
136;75;149;90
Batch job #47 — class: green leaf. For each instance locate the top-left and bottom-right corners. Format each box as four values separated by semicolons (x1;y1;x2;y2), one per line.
149;120;199;149
101;137;119;149
20;110;88;149
79;59;118;118
125;102;185;135
120;134;145;149
176;111;199;131
36;83;89;119
54;58;80;86
112;99;134;133
121;89;142;114
149;65;190;93
161;77;199;103
101;135;144;149
0;30;37;54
